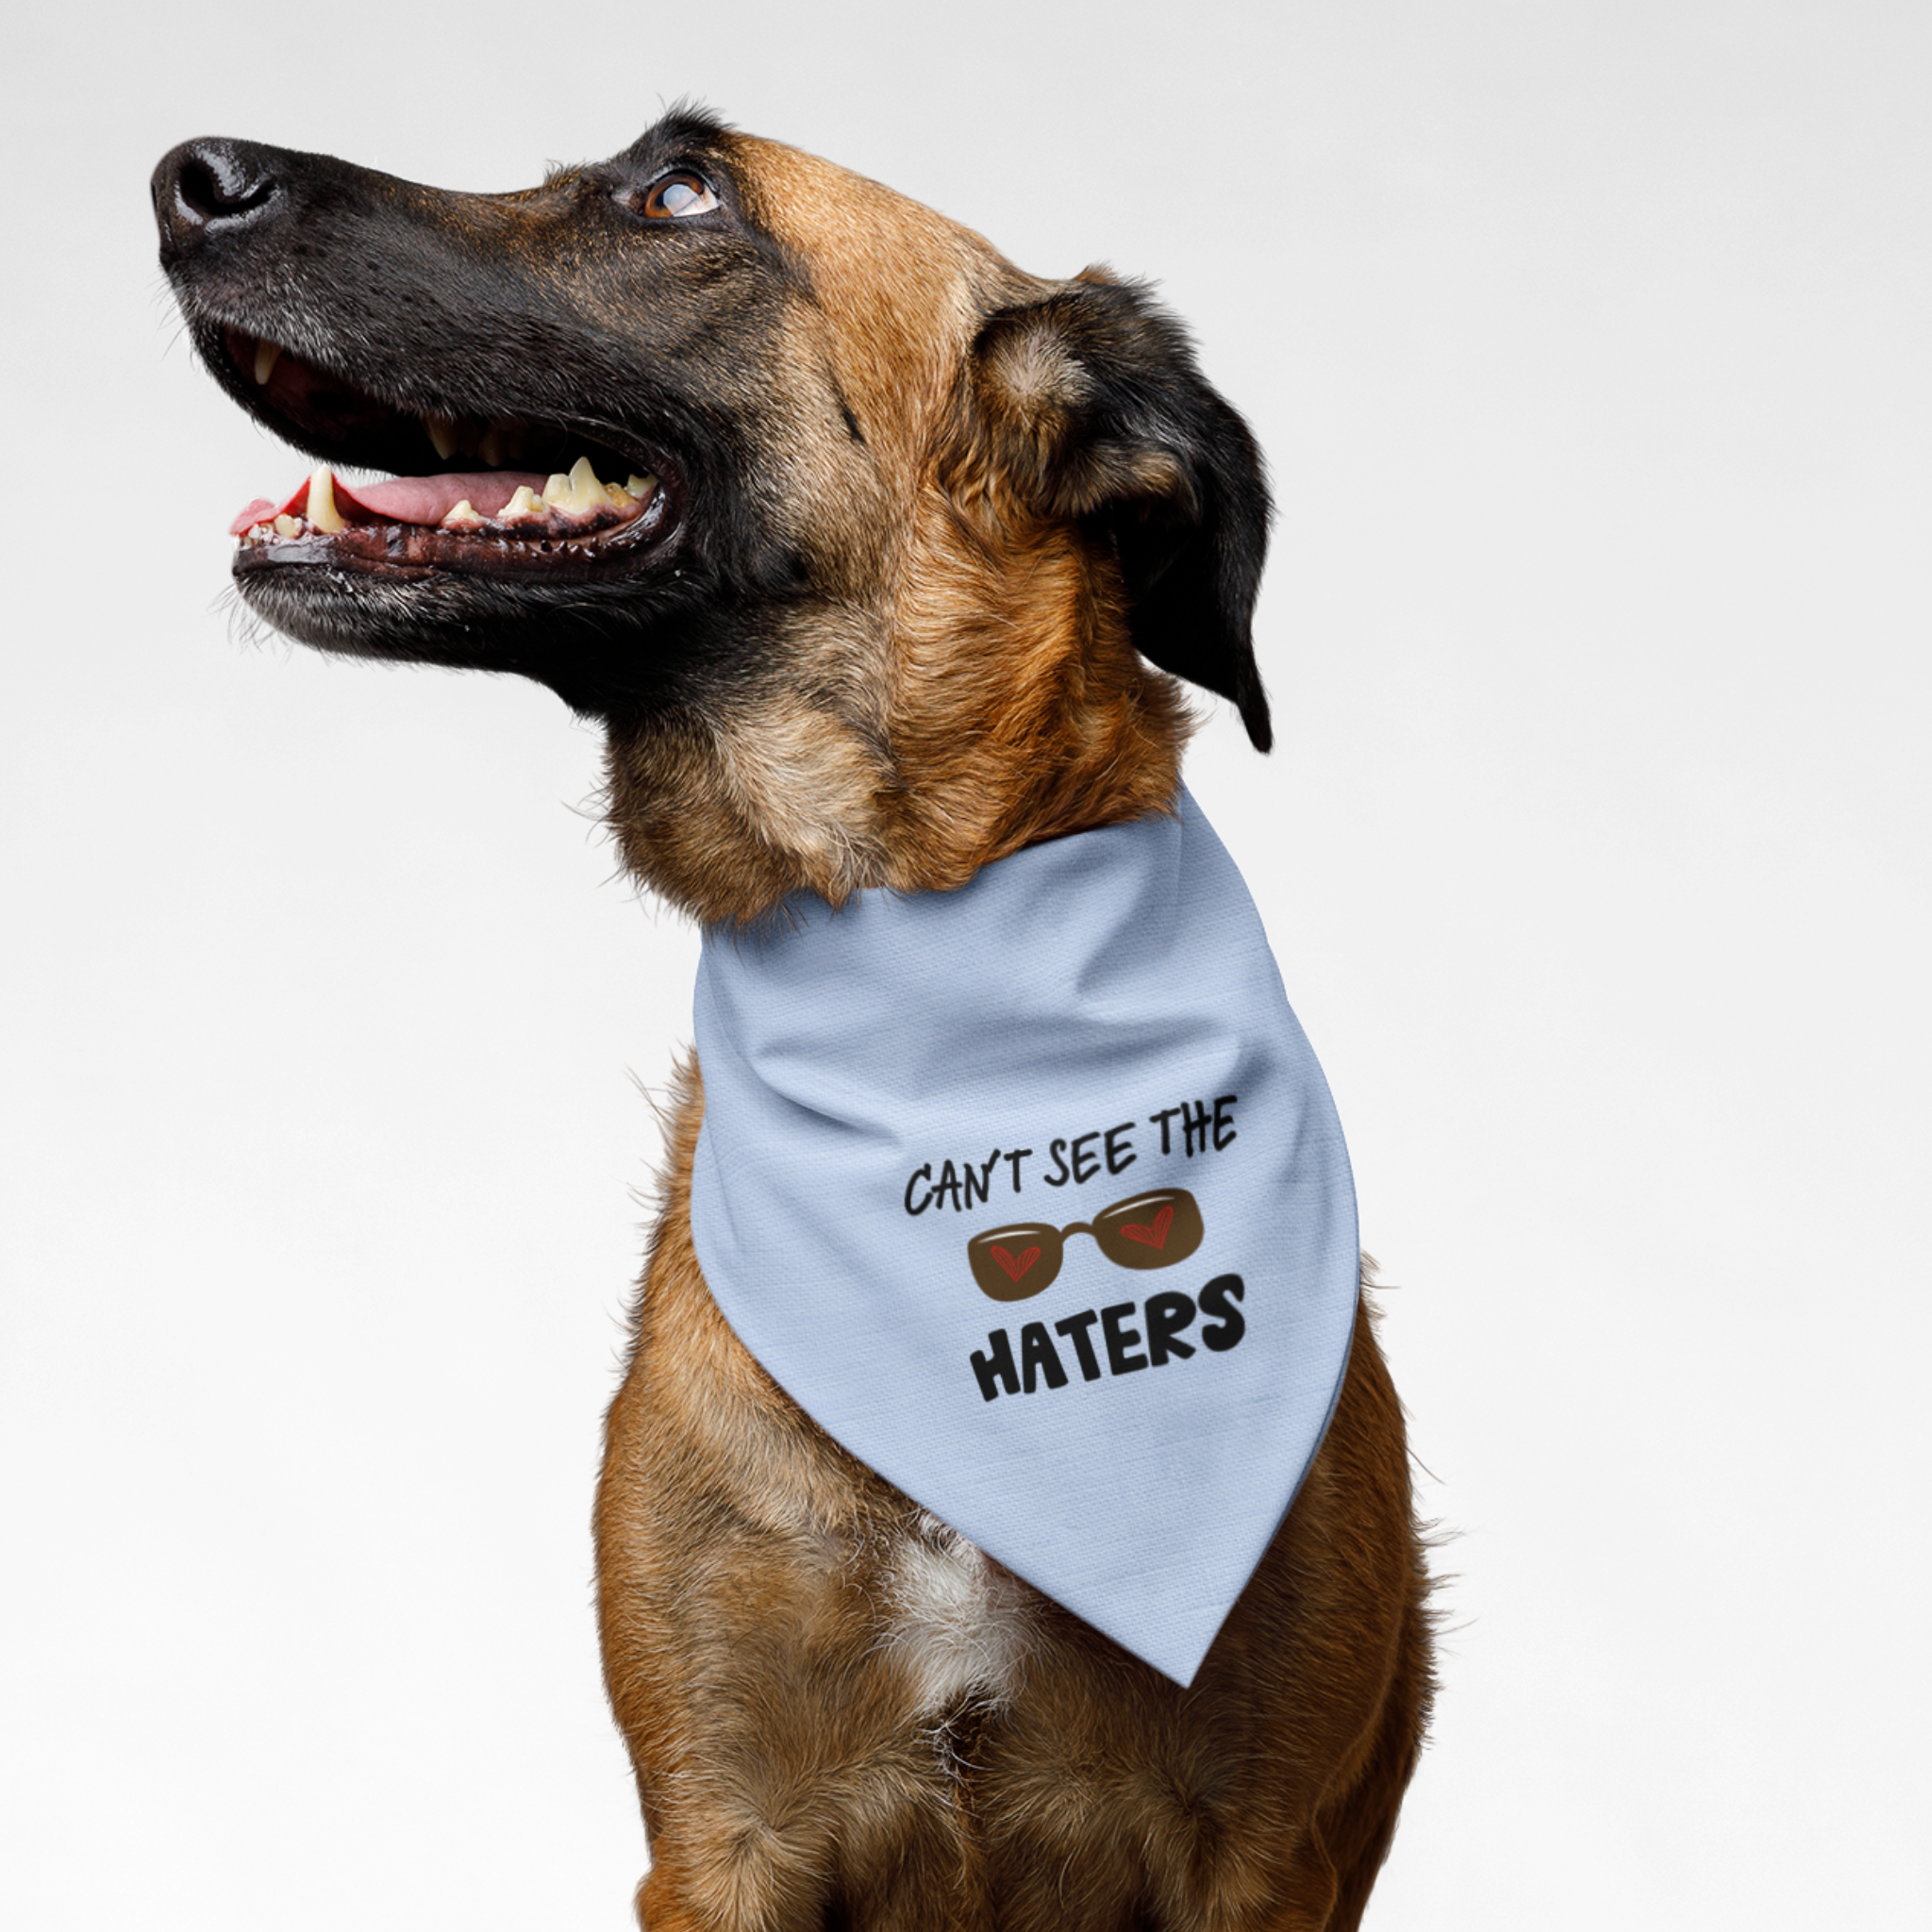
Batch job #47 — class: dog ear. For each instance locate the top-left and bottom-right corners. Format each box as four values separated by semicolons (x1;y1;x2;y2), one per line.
964;271;1274;751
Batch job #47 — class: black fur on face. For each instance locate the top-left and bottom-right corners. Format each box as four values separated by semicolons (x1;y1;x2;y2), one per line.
154;110;1272;749
154;110;822;721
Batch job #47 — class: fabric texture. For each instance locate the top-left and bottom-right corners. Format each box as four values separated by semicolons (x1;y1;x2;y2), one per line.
687;788;1358;1685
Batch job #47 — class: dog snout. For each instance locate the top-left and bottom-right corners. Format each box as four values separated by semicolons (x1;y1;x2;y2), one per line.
153;138;286;260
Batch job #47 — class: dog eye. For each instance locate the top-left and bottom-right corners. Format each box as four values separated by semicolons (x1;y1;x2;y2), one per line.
630;173;720;220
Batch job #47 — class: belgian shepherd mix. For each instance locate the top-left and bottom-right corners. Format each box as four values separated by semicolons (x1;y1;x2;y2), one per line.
154;108;1432;1932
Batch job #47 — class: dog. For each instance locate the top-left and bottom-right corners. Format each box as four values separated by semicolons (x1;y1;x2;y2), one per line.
153;108;1433;1932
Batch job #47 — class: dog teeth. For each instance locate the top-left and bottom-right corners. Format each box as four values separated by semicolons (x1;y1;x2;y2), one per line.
425;414;465;461
550;457;611;511
477;425;508;467
253;339;282;386
567;455;606;508
247;458;648;546
604;472;658;509
307;467;347;534
540;458;617;514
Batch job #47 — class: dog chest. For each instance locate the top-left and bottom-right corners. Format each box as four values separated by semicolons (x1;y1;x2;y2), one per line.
880;1514;1033;1717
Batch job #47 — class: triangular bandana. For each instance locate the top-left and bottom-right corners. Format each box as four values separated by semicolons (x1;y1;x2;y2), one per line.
687;789;1358;1685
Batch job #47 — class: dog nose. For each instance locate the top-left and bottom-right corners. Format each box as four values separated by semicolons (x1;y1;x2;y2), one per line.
153;138;284;258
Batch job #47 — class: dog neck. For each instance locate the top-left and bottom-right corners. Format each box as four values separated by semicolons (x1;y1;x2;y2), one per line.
602;522;1192;924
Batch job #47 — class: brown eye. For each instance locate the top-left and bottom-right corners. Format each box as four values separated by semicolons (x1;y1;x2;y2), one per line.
638;172;719;219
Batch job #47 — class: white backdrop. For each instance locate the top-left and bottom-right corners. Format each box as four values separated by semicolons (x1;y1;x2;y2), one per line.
3;4;1926;1926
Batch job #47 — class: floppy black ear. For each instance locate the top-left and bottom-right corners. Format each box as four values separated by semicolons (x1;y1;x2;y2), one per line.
966;271;1274;751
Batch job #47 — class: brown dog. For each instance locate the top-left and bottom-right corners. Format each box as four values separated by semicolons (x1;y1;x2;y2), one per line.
154;108;1432;1931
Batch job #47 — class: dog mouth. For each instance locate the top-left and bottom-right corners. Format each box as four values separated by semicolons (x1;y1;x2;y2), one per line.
215;326;679;582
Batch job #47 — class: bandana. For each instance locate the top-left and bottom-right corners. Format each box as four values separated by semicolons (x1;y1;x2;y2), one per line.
687;788;1357;1685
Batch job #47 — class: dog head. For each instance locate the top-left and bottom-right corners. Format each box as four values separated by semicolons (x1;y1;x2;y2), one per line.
155;108;1272;920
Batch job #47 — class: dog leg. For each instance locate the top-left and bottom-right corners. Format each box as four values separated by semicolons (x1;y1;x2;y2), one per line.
610;1578;995;1932
600;1068;1002;1932
604;1450;991;1932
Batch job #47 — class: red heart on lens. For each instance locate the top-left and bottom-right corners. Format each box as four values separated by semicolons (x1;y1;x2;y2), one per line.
1120;1203;1174;1249
991;1244;1041;1281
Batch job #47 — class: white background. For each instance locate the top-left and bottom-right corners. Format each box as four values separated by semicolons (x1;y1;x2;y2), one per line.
3;4;1927;1925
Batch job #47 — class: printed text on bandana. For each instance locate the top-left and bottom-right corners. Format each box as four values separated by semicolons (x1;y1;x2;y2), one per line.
970;1274;1246;1402
902;1094;1240;1215
892;1093;1249;1403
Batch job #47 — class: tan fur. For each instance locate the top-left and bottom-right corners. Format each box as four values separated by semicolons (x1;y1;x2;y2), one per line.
603;137;1191;923
594;134;1432;1932
158;114;1431;1930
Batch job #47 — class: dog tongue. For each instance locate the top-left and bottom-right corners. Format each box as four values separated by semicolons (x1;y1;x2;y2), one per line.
348;471;543;524
229;468;546;535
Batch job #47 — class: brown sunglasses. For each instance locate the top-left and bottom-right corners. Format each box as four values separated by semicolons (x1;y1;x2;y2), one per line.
967;1189;1205;1302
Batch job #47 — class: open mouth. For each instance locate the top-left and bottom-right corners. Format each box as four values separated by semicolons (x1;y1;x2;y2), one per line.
217;327;678;581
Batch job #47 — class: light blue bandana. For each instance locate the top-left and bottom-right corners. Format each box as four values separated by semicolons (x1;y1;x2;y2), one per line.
688;789;1357;1685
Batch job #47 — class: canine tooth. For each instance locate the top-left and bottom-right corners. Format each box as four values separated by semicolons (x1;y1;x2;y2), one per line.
274;514;302;538
425;414;464;461
441;499;482;527
503;485;542;519
477;425;507;467
253;340;282;386
307;467;347;534
542;472;573;506
625;473;658;499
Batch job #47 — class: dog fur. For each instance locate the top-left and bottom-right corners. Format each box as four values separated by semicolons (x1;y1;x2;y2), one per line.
154;108;1433;1932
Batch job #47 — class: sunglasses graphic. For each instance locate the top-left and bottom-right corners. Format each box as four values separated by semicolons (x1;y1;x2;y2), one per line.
967;1189;1205;1302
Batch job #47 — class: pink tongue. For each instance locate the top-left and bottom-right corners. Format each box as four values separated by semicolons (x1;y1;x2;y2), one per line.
348;471;544;524
229;469;546;536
